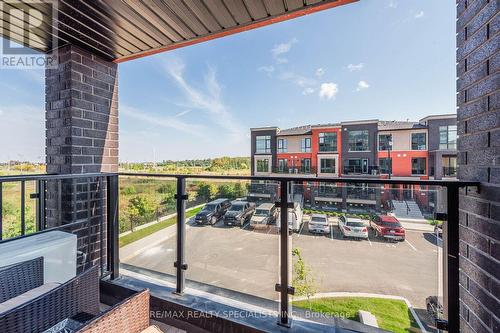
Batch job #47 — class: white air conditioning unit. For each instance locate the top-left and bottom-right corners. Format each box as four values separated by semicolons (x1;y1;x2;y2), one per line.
0;230;77;283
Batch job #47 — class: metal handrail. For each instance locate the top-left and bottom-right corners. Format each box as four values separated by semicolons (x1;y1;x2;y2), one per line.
119;172;478;187
0;172;118;182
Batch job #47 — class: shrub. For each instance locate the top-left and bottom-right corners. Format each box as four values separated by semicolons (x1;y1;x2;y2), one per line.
122;186;137;195
196;183;218;201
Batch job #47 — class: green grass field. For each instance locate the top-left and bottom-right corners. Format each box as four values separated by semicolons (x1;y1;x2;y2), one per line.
119;206;202;247
294;297;419;333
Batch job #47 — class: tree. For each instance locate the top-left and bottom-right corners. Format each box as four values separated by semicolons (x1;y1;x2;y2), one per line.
292;248;317;306
127;195;154;230
217;184;235;199
196;182;218;201
233;182;247;198
157;182;175;194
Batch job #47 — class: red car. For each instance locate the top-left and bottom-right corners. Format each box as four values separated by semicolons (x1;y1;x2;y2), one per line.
370;215;405;241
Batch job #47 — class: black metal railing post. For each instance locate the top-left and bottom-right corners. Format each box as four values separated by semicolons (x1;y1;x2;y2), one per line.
278;179;291;327
174;176;187;294
20;180;25;235
36;180;46;231
106;175;120;280
0;182;2;240
443;185;460;332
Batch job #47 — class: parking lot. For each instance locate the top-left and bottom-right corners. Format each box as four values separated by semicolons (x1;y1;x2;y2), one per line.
123;214;441;316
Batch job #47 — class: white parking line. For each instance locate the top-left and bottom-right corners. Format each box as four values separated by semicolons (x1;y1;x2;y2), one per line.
405;239;418;251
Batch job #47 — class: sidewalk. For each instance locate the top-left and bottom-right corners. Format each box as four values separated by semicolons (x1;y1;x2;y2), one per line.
400;221;435;232
120;205;202;260
119;204;204;238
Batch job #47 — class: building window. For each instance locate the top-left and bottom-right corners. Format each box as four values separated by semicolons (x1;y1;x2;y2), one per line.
319;132;337;152
442;156;457;177
277;138;287;153
378;134;392;151
345;159;368;174
439;126;457;150
301;137;311;152
278;159;288;172
256;135;271;154
256;159;270;173
302;158;311;173
411;133;426;150
320;158;336;173
412;158;426;175
348;130;369;151
379;158;392;174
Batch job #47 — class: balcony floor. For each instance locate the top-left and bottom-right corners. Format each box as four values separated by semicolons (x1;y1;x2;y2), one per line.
101;268;388;333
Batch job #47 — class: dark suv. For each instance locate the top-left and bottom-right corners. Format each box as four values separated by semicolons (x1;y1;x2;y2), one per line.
224;201;256;227
195;198;231;225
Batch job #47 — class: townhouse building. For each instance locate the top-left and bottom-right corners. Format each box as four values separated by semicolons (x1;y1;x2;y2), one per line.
249;114;457;214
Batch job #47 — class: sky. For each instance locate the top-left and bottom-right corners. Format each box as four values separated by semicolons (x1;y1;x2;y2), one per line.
0;0;457;162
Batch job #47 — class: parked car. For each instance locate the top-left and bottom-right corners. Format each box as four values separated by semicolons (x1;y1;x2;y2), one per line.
250;203;277;229
308;214;330;234
370;214;405;241
289;202;304;232
277;202;304;232
339;215;368;239
224;201;256;227
195;198;231;225
434;223;443;238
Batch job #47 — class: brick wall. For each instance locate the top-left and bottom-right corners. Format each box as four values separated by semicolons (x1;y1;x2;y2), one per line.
456;1;499;332
45;44;118;174
44;44;118;273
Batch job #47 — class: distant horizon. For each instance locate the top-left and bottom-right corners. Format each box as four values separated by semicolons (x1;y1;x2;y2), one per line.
0;156;252;164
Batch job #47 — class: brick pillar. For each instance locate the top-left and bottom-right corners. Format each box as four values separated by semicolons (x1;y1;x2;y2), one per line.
45;44;118;174
456;1;499;332
44;45;118;272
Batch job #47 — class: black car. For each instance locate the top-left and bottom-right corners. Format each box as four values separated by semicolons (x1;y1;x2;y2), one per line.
195;198;231;225
224;201;256;227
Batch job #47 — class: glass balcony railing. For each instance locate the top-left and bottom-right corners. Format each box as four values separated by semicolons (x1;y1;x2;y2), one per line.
0;172;479;333
442;167;457;177
343;165;380;175
273;166;317;175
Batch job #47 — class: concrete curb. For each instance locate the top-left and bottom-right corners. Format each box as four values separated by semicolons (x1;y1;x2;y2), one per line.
292;292;428;333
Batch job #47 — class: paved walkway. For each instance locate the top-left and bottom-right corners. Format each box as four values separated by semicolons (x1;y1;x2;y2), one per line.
120;206;202;260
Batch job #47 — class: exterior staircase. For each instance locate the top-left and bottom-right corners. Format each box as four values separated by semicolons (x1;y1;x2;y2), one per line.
391;200;425;220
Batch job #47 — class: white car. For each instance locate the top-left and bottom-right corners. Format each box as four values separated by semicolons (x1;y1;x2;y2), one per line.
308;214;330;234
288;202;304;232
250;203;277;229
338;215;368;239
277;202;304;232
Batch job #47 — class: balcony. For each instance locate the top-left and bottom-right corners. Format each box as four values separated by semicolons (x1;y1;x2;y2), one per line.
273;166;317;176
0;172;478;333
442;167;457;178
342;165;380;176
